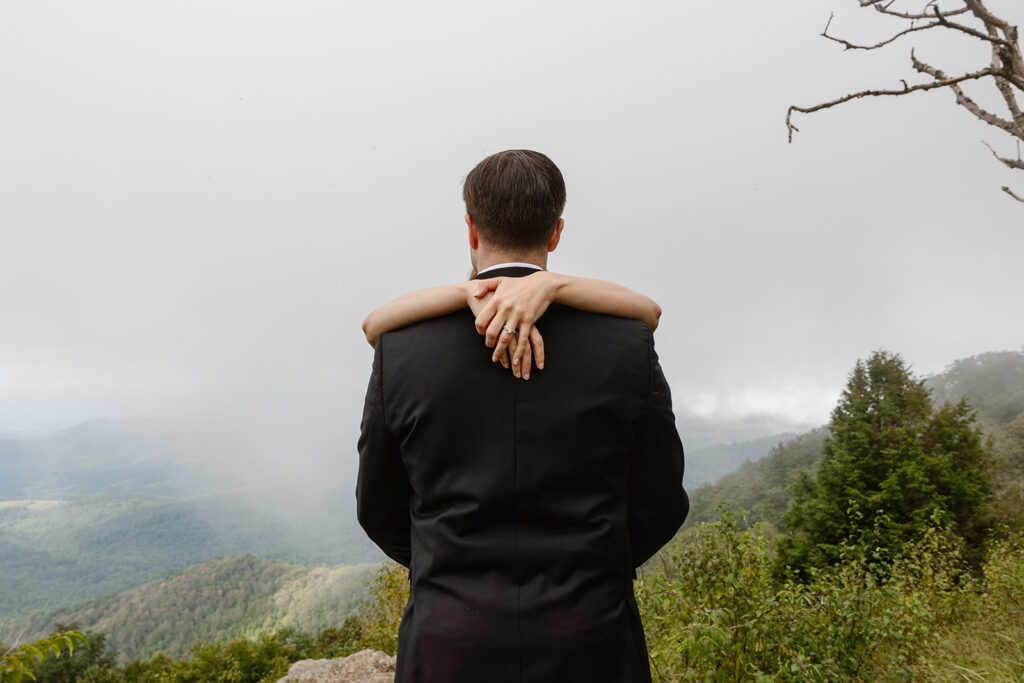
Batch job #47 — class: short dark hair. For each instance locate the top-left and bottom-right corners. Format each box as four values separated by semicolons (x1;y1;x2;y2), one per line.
463;150;566;251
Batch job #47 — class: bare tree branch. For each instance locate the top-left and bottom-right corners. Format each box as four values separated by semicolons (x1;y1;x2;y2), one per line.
912;53;1017;133
964;0;1010;32
786;66;997;141
870;1;970;20
965;0;1024;75
983;140;1024;170
1002;186;1024;202
788;0;1024;201
984;23;1024;128
933;7;1010;46
822;14;945;50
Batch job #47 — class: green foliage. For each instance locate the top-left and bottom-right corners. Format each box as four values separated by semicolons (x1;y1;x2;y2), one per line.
310;615;365;659
895;535;1024;680
637;507;986;681
0;630;86;683
777;350;992;576
170;629;311;683
6;526;1024;683
28;623;117;683
352;562;408;656
637;508;777;681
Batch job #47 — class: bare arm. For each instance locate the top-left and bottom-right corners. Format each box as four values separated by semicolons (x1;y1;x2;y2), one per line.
475;271;662;337
473;271;662;373
362;271;662;378
362;282;475;349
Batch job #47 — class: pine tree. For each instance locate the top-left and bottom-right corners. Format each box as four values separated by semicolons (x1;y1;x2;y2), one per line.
776;350;992;577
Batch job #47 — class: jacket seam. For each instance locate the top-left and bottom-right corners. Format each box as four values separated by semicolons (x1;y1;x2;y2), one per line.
378;335;393;437
513;374;523;683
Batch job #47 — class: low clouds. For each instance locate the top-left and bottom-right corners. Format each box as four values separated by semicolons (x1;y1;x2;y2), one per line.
1;0;1022;433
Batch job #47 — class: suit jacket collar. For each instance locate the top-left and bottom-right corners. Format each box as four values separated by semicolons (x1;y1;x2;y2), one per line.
473;266;543;280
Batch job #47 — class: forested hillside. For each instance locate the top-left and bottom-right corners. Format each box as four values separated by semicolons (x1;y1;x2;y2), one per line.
684;429;827;530
0;416;382;620
683;433;798;488
0;494;377;619
684;349;1024;536
0;555;374;662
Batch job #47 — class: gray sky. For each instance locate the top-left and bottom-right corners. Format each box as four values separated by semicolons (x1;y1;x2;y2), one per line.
2;0;1022;434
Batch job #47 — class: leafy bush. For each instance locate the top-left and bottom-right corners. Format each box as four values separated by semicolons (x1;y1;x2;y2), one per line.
637;507;975;681
0;630;86;683
352;562;407;656
637;508;776;681
913;536;1024;680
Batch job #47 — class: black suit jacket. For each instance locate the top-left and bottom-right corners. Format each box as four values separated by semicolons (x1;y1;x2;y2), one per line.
357;267;687;682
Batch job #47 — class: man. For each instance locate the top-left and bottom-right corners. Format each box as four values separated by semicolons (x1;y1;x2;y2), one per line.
357;149;687;682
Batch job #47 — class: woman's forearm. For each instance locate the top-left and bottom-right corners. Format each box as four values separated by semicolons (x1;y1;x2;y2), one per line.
362;282;473;348
362;271;662;350
549;273;662;330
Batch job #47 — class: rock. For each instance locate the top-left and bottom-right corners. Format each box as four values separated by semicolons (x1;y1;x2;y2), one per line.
275;650;396;683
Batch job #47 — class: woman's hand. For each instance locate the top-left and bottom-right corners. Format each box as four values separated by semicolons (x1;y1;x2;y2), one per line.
470;272;563;379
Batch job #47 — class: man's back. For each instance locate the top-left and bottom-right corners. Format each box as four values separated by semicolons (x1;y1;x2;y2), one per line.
358;274;687;682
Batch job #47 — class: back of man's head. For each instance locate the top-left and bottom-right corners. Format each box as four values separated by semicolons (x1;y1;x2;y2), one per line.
463;150;566;251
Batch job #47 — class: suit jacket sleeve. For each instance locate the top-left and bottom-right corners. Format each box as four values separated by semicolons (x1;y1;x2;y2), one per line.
628;330;688;569
356;337;412;567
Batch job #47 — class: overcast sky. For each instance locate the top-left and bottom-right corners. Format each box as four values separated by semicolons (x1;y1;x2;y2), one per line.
2;0;1022;436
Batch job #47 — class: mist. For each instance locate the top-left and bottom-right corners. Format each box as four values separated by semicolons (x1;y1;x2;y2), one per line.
2;0;1022;445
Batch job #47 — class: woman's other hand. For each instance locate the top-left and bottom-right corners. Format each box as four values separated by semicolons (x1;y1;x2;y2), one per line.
470;272;561;380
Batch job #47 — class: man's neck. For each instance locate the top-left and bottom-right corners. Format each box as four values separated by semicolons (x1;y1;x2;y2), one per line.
474;251;547;274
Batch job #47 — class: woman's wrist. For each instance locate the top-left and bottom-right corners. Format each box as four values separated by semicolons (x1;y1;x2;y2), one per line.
545;271;569;303
461;280;481;307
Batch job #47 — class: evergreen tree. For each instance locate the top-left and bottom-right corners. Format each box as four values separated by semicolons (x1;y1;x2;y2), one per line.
777;350;992;577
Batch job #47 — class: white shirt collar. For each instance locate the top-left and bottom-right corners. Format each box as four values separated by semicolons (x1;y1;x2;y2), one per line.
476;262;543;276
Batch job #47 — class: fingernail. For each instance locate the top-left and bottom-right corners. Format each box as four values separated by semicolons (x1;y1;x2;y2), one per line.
538;362;544;369
524;373;530;380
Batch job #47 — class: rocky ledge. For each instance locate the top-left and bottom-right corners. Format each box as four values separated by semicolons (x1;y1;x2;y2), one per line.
275;649;396;683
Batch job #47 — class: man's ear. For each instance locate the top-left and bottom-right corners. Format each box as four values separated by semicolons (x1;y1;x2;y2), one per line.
547;218;564;253
466;214;479;250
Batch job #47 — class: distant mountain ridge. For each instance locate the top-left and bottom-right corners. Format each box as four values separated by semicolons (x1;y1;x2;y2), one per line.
0;555;375;662
675;412;814;451
0;413;382;620
0;493;380;620
684;433;799;488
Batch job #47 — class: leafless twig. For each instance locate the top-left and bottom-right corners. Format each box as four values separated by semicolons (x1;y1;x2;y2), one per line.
788;0;1024;201
786;67;996;141
1002;186;1024;202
